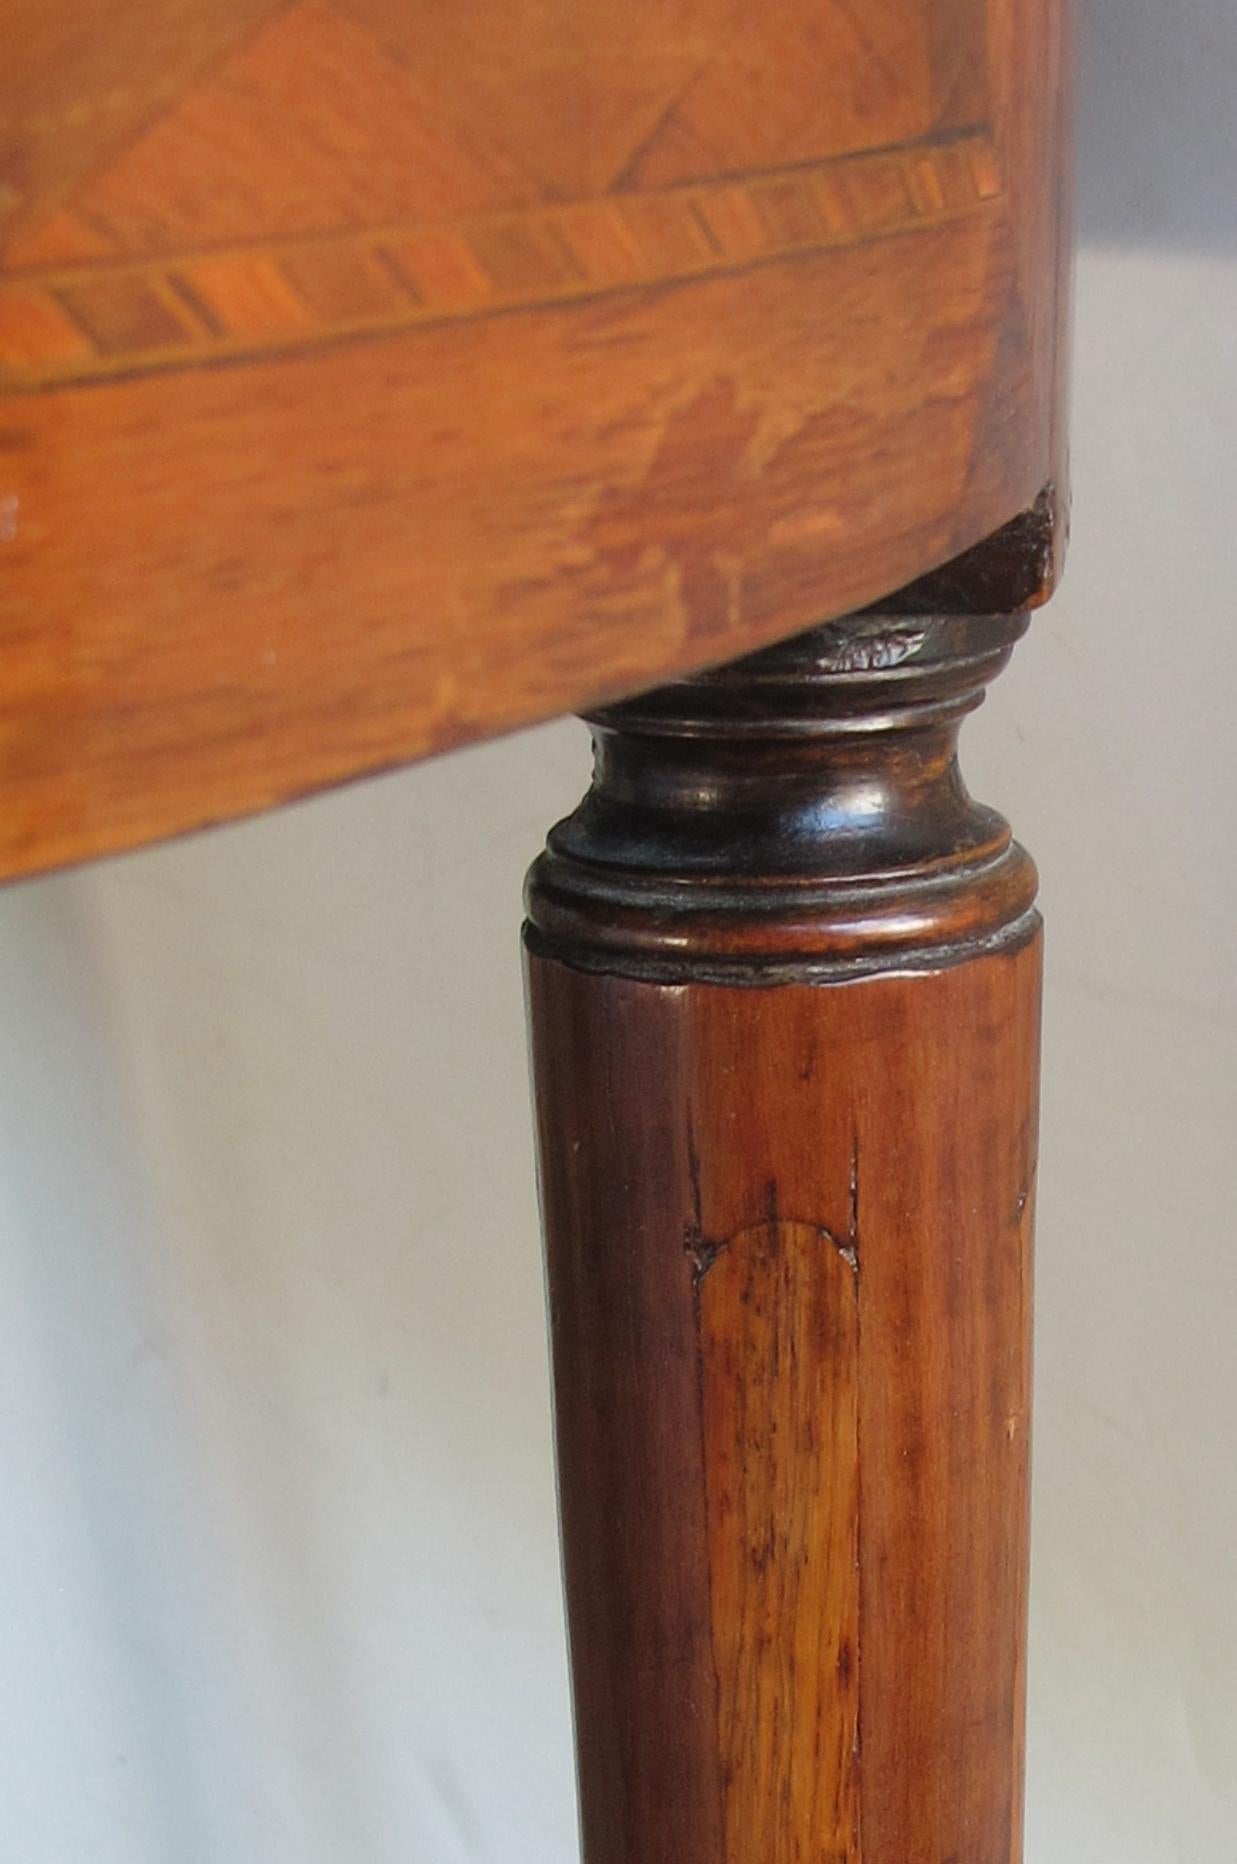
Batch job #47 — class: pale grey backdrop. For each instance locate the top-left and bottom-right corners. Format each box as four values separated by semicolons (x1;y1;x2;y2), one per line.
1;2;1235;1856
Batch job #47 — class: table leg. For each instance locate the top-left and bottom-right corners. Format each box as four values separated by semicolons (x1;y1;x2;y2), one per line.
525;609;1040;1863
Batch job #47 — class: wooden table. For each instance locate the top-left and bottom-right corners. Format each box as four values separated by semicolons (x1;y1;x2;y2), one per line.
0;1;1073;1856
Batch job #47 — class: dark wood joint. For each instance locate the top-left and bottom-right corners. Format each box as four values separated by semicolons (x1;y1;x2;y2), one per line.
527;607;1038;982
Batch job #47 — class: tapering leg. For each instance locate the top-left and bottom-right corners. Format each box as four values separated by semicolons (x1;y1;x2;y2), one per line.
525;611;1040;1864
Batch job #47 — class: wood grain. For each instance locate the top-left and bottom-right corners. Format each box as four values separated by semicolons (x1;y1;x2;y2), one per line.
526;608;1041;1861
0;0;1072;882
700;1214;861;1862
528;949;1040;1864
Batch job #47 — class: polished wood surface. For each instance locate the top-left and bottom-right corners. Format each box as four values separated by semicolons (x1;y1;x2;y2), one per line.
0;0;1071;882
526;609;1040;1861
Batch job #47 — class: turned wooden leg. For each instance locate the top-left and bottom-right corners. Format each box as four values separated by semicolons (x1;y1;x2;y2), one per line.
525;611;1040;1864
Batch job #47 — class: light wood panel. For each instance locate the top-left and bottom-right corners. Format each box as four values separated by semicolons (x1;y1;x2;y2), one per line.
0;0;1071;879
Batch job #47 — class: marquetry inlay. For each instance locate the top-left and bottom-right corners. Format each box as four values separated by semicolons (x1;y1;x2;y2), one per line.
0;0;994;390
